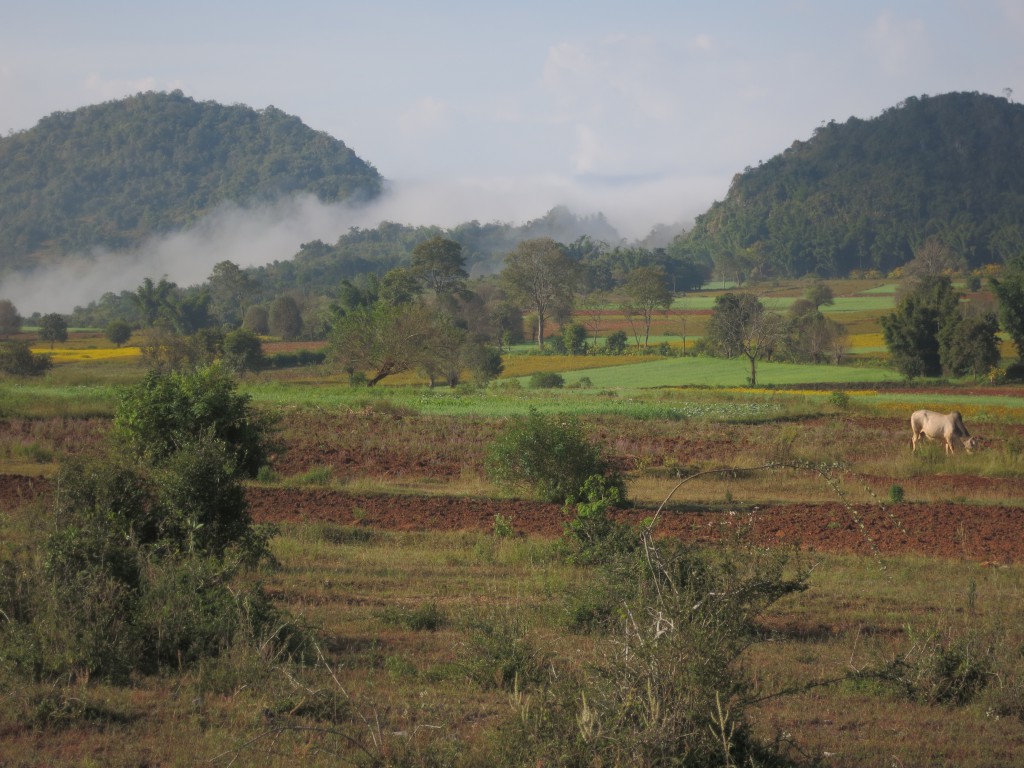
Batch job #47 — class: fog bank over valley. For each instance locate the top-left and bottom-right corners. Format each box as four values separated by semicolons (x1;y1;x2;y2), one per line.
1;172;720;315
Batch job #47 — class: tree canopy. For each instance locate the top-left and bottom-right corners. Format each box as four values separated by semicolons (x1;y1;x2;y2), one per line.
680;92;1024;278
0;90;383;274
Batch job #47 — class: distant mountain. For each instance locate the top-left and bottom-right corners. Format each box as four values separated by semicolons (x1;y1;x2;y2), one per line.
0;90;383;274
680;91;1024;278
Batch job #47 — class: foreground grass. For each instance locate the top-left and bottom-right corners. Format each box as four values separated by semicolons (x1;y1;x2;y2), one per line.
3;519;1024;766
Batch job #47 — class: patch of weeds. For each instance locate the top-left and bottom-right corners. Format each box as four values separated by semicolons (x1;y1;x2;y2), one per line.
289;465;335;487
19;689;136;730
462;609;551;691
384;654;418;678
255;465;279;484
828;390;851;410
492;514;515;538
381;601;448;632
889;484;905;504
265;686;351;722
312;523;375;546
13;441;54;464
885;624;995;705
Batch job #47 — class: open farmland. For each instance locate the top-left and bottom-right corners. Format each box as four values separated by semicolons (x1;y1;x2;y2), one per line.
3;281;1024;766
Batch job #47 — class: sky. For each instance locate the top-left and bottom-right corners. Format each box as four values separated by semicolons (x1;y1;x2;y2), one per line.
2;0;1024;312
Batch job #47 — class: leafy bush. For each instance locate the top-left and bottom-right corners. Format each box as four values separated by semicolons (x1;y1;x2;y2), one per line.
486;409;625;504
828;390;851;409
605;329;628;354
0;341;52;376
528;371;564;389
0;364;284;683
114;363;274;478
221;328;264;373
561;475;638;566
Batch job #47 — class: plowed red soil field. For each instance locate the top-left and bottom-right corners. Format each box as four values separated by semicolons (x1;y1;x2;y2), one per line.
5;473;1022;563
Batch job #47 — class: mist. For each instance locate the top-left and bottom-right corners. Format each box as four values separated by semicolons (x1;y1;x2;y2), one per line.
0;172;726;316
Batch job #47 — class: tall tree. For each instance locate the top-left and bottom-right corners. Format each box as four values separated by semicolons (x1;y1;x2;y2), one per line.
990;268;1024;358
500;238;578;349
268;295;304;341
939;311;1001;378
38;313;69;349
328;302;434;386
704;293;783;386
881;275;961;379
208;260;257;327
0;300;22;338
622;266;673;348
132;277;176;327
410;236;468;298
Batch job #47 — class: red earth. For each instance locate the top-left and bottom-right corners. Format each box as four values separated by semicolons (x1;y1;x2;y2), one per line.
5;473;1022;564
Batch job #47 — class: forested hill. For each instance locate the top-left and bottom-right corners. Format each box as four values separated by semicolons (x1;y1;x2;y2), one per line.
681;91;1024;278
0;90;383;273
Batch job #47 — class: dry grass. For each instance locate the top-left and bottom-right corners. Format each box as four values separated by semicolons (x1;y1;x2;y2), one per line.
4;501;1023;766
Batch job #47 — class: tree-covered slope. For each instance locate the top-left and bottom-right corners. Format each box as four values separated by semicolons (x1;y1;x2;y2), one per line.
0;90;383;272
682;91;1024;278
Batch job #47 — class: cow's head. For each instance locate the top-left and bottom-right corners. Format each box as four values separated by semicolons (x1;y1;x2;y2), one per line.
963;436;980;453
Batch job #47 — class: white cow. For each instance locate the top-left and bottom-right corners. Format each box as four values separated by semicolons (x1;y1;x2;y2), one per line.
910;409;978;455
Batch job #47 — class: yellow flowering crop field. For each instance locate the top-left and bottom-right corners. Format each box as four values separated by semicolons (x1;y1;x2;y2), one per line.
32;346;141;363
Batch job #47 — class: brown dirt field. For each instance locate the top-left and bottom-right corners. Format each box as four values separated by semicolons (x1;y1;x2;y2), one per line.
5;473;1022;563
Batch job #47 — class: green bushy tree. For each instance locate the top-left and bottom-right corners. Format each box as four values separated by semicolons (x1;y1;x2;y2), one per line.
486;409;624;504
0;341;52;376
114;363;273;477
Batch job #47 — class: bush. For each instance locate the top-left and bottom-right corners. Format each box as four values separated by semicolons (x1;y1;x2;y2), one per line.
528;371;564;389
605;330;628;354
0;341;52;376
221;328;264;373
114;363;274;478
0;363;285;683
486;409;624;504
562;476;637;566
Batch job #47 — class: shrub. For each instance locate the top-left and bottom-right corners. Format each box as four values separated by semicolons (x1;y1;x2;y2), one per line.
221;328;264;373
0;364;285;683
561;475;637;566
828;390;851;409
889;484;905;504
605;330;628;354
529;371;564;389
0;341;52;376
492;514;515;538
463;608;551;690
113;363;274;478
486;409;625;504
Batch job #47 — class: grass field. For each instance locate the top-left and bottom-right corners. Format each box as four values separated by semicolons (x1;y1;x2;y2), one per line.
3;279;1024;766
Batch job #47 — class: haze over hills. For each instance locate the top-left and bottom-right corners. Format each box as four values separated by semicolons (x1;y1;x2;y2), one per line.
1;90;1022;314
